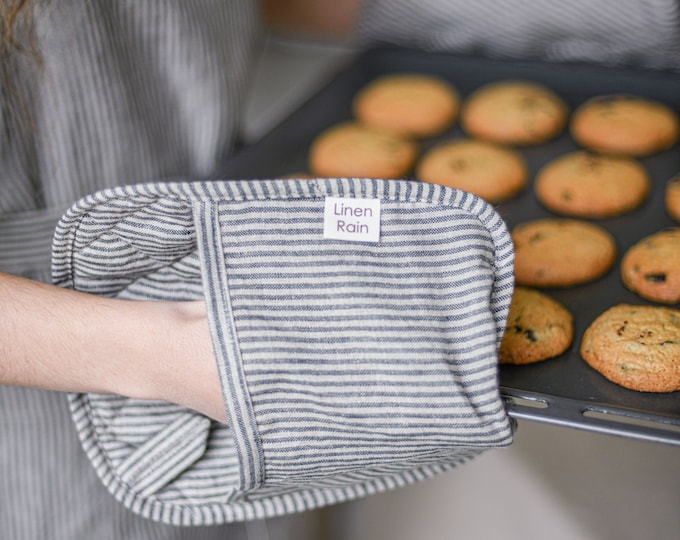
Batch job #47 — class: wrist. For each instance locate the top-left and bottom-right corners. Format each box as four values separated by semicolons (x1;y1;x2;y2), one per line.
143;300;226;423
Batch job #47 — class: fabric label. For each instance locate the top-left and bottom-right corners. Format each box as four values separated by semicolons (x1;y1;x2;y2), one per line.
323;197;381;243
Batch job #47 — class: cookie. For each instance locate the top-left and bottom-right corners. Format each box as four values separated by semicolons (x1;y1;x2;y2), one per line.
666;174;680;222
415;139;528;202
512;218;617;287
570;94;679;157
499;287;574;365
353;73;460;137
460;80;568;145
308;122;418;179
534;151;650;218
620;228;680;304
581;303;680;392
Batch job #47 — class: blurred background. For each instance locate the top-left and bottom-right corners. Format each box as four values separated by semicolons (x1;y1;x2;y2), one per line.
242;34;680;540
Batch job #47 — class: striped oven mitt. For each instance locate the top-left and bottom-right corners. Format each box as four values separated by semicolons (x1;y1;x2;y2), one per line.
52;177;514;526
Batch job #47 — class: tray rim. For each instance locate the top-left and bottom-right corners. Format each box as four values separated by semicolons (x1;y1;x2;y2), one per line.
223;45;680;445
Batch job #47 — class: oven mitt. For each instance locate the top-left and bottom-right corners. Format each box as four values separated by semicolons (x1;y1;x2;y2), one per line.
52;177;514;525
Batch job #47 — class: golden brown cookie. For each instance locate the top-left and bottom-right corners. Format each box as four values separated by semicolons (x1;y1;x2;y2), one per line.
353;73;460;137
534;151;650;218
460;80;568;145
666;174;680;222
581;303;680;392
415;139;528;202
512;218;617;288
308;122;418;179
620;228;680;305
499;287;574;365
570;94;679;157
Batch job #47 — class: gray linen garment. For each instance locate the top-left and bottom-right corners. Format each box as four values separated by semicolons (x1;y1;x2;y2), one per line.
0;2;273;538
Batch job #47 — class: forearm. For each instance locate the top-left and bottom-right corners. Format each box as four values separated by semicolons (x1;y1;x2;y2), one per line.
0;272;225;422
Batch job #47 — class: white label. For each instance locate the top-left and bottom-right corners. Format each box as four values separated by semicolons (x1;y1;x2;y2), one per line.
323;197;381;243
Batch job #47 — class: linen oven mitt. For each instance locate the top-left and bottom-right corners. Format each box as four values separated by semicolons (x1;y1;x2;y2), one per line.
52;177;514;525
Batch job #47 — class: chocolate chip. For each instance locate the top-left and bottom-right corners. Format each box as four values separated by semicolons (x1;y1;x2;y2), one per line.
449;158;466;171
528;232;544;245
583;152;602;170
524;329;537;342
645;273;667;283
519;95;538;109
511;325;537;342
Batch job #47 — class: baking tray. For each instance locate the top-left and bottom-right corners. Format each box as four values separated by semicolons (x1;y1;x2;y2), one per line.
219;47;680;446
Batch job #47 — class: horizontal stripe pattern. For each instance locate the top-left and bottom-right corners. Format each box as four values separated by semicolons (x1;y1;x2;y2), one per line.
52;177;514;525
358;0;680;71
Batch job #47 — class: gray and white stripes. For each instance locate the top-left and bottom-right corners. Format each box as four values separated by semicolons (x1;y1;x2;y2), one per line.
6;1;675;535
1;0;260;280
1;3;262;537
53;177;514;525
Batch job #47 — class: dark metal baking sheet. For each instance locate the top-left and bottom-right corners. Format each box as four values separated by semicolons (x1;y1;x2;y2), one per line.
219;47;680;445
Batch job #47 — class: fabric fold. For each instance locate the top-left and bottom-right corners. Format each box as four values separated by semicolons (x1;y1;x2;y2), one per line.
53;177;514;525
194;200;265;493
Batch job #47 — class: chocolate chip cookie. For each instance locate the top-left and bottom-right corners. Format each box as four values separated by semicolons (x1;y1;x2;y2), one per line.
581;303;680;392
